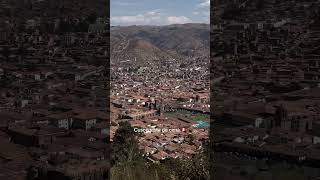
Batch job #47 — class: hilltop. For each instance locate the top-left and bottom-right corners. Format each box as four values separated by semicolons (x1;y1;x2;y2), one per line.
110;23;210;65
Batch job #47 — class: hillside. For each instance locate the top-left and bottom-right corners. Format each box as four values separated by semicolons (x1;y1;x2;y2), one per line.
110;23;210;65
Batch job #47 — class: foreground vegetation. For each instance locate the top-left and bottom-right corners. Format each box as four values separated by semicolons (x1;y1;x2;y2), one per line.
111;121;210;180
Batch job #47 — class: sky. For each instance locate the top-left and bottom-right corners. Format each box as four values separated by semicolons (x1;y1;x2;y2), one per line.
111;0;210;26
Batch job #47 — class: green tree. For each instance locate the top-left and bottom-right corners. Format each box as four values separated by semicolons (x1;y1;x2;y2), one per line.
111;161;172;180
185;134;195;145
165;154;209;180
111;121;142;165
111;122;210;180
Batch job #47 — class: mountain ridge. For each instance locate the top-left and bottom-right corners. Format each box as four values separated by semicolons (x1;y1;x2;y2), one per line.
110;23;210;65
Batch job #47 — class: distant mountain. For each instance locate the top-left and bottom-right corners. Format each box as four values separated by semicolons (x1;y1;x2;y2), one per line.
110;23;210;65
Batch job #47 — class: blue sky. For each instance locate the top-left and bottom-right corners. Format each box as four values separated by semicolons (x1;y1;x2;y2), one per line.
111;0;210;26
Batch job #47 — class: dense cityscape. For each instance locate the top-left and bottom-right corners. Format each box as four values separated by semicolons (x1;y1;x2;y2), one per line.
109;24;210;179
110;24;210;162
0;0;211;179
212;0;320;179
0;0;109;179
3;0;320;179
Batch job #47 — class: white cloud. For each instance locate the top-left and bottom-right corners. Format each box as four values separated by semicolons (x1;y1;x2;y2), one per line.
167;16;192;24
199;0;210;8
192;0;210;23
111;10;193;26
193;11;200;15
111;14;145;24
